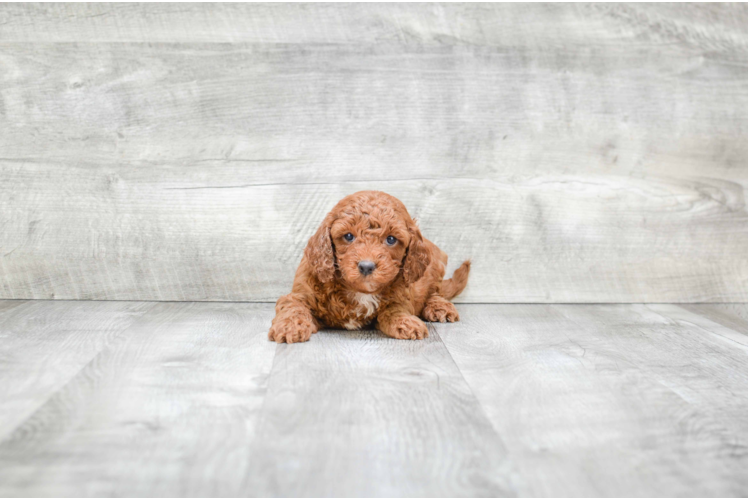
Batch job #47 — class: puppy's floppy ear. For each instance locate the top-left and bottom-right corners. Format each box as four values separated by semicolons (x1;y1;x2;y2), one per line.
403;222;430;284
303;213;336;283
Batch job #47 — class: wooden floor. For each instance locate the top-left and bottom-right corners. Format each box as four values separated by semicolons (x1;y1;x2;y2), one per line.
1;301;747;497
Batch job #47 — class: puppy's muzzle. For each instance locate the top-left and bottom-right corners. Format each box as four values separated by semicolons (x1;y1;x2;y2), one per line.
357;260;376;276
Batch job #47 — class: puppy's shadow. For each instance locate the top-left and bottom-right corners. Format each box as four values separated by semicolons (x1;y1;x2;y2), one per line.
318;324;384;340
315;323;439;346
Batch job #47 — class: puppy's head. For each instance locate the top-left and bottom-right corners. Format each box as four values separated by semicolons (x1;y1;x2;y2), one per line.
303;191;430;293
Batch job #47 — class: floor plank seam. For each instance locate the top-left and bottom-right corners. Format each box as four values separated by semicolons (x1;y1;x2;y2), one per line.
648;305;748;348
428;323;494;422
0;301;165;445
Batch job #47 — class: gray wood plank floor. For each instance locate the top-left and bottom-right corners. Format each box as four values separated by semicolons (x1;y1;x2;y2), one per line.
1;300;747;496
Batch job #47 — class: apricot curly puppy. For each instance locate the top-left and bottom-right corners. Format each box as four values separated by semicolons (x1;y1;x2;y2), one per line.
269;190;471;343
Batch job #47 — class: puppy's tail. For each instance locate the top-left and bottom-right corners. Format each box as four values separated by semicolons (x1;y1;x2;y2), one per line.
440;260;471;300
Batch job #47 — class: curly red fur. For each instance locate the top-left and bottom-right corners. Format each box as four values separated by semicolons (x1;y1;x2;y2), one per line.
269;191;471;343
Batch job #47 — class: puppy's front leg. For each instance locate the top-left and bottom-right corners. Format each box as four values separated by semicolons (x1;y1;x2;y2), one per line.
376;304;429;340
269;293;319;344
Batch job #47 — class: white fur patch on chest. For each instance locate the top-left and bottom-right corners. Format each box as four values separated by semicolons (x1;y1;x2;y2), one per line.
342;292;380;330
352;292;380;318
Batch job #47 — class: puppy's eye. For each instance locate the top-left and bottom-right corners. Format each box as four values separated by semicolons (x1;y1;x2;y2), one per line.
343;233;355;242
386;235;397;246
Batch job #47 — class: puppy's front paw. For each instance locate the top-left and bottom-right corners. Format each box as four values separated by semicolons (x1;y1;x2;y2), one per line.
423;299;460;323
268;314;316;344
386;315;429;340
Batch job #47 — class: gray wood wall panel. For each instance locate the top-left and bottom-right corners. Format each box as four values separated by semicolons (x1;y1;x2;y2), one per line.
2;4;747;45
1;4;747;302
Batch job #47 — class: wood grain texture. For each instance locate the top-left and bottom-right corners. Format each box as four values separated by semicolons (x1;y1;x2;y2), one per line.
243;325;515;497
438;303;748;496
0;299;27;316
651;303;748;347
0;301;277;497
2;300;748;496
682;303;748;336
0;300;153;440
1;4;747;45
1;4;748;302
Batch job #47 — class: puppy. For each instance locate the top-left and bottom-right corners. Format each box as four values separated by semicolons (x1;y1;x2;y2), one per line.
269;190;470;343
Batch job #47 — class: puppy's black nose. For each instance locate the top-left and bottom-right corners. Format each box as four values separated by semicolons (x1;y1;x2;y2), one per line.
358;260;376;276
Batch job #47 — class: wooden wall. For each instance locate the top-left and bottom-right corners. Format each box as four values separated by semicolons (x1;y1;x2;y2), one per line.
1;3;747;302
